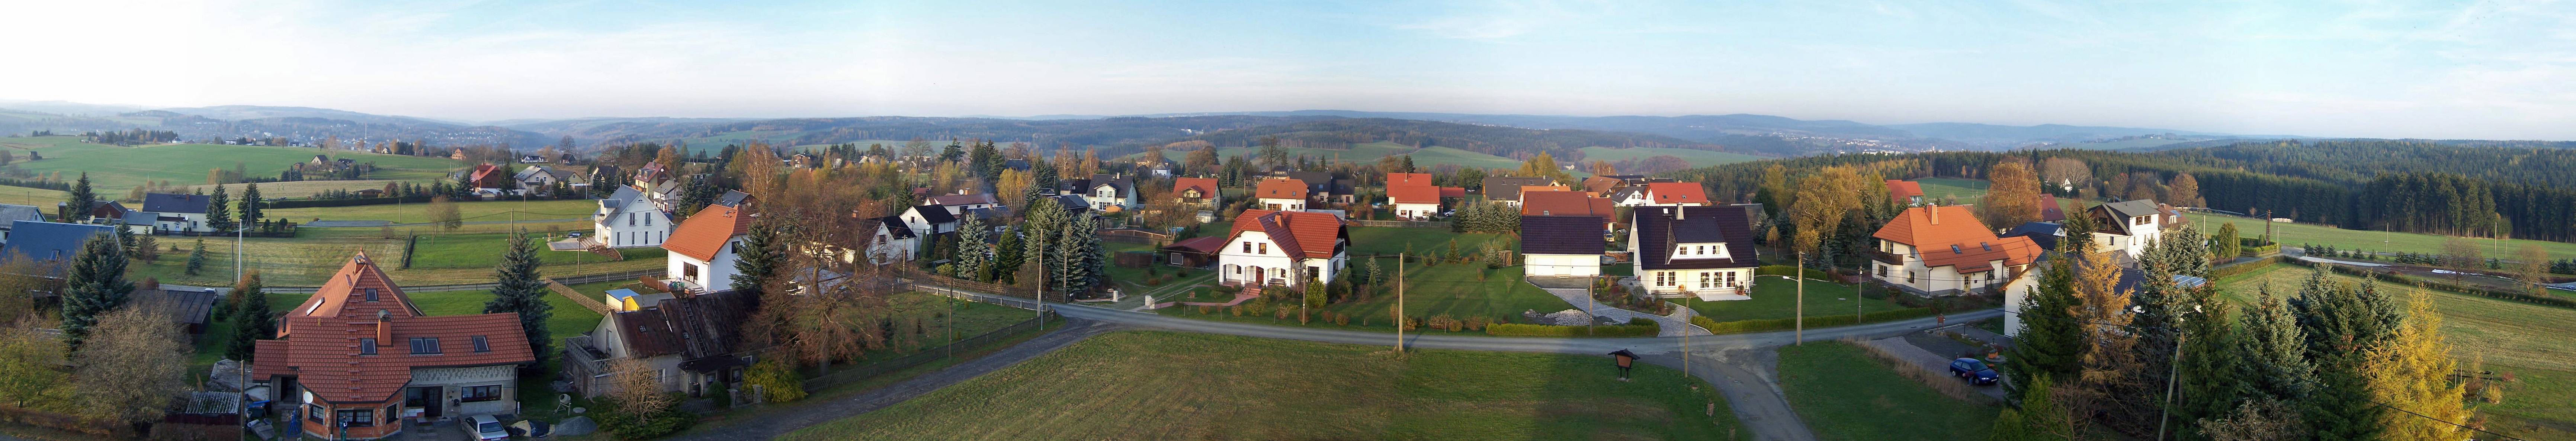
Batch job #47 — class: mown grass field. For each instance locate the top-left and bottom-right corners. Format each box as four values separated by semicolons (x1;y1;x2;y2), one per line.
263;199;599;224
1913;177;1990;203
1684;276;1912;322
2189;212;2576;261
1775;341;1995;441
1158;226;1569;331
2214;263;2576;438
0;184;66;208
782;331;1742;441
407;231;660;269
126;220;658;286
1576;146;1766;169
0;136;464;192
189;180;433;199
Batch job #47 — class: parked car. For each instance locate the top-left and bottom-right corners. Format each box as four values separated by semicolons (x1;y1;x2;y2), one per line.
468;415;511;441
1949;358;1999;385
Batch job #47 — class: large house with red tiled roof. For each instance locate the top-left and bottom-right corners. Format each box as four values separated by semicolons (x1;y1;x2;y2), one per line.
1868;205;2041;296
1519;190;1618;231
1636;182;1712;207
1886;180;1926;206
253;254;535;439
1173;177;1221;208
663;200;757;293
1253;177;1309;211
1217;209;1348;287
1384;173;1459;221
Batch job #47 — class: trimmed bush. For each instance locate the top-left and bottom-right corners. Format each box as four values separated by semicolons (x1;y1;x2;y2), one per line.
1486;320;1659;337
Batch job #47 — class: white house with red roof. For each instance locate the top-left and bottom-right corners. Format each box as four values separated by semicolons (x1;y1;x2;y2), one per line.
1636;182;1712;207
1385;173;1453;220
1253;177;1309;211
1173;177;1221;208
252;254;535;438
1217;209;1348;287
1868;205;2041;296
663;200;756;293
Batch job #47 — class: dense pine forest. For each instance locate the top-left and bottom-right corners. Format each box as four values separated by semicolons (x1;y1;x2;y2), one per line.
1668;140;2576;242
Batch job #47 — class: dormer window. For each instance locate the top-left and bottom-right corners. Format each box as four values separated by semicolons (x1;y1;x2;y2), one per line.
1980;242;1992;251
1951;245;1964;254
1672;243;1730;260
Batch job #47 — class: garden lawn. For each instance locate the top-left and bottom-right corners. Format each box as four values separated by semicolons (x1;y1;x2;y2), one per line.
1100;241;1207;292
407;231;659;270
2190;212;2576;262
1913;177;1990;204
781;331;1741;441
1165;263;1576;332
126;221;657;287
0;136;463;192
1775;341;1995;441
1576;146;1765;168
1685;276;1913;322
408;287;606;343
263;199;599;224
2213;262;2576;438
1347;226;1517;257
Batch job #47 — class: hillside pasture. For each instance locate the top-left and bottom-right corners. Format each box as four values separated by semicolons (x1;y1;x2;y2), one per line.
188;180;432;200
782;331;1741;441
262;199;598;224
1575;146;1765;169
123;220;655;286
1912;177;1990;203
0;136;464;192
2189;212;2576;261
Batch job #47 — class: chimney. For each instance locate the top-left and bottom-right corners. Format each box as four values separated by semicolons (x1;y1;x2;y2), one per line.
375;309;392;343
1674;206;1685;220
1928;206;1941;225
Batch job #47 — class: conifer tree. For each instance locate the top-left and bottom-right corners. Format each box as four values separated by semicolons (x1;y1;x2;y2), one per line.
2007;247;2084;403
2212;222;2242;264
205;186;233;233
2362;290;2470;440
2235;286;2313;401
2172;299;2244;441
238;183;263;226
185;239;206;276
483;231;554;363
732;218;784;295
225;273;272;361
59;233;134;350
954;213;991;281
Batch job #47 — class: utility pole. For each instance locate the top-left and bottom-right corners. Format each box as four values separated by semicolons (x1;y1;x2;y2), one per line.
1584;276;1594;336
2154;304;2200;441
1795;251;1805;345
1036;230;1045;331
1395;252;1405;353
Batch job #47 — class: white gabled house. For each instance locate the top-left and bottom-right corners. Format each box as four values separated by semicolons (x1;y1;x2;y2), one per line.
1083;173;1141;211
662;201;755;293
1253;177;1309;211
1629;205;1761;300
1216;209;1347;287
594;186;673;248
2085;199;2166;264
1867;205;2041;297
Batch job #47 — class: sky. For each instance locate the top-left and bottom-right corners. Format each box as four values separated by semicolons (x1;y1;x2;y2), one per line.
5;0;2572;139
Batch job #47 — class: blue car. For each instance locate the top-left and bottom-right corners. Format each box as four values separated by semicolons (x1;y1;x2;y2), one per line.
1949;358;1999;385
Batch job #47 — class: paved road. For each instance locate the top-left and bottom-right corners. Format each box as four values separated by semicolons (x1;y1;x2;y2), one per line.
664;320;1128;441
1053;303;1999;441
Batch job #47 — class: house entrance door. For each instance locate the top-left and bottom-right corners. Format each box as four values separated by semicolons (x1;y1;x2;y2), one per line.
406;387;442;422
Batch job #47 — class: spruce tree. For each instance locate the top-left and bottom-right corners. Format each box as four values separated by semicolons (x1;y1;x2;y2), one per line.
993;227;1024;284
2236;286;2313;401
2005;251;2083;404
205;186;233;233
731;218;783;296
954;213;991;281
185;239;207;276
2171;299;2245;441
225;274;272;361
59;232;134;350
238;183;263;226
63;172;94;221
482;231;554;363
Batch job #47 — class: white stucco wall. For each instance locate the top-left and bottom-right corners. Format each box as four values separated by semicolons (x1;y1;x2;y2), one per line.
1524;254;1600;277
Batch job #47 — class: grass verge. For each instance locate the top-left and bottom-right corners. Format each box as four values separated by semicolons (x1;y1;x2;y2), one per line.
1775;341;1995;441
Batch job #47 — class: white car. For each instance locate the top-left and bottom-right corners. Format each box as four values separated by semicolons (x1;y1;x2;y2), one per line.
468;415;510;441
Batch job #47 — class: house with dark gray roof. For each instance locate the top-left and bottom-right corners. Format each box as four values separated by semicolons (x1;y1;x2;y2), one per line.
0;204;47;245
1627;205;1760;300
1520;215;1607;277
1479;176;1557;205
141;193;216;234
1274;171;1354;205
2085;199;2166;264
1082;173;1140;211
0;221;114;269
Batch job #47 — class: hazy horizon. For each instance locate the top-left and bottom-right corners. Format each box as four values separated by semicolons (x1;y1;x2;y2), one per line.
6;0;2569;140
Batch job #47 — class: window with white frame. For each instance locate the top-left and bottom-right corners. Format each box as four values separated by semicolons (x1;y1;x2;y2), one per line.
1655;271;1674;286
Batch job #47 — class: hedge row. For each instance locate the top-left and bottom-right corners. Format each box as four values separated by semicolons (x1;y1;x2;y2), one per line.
1486;318;1659;337
1756;265;1835;281
2282;259;2576;310
1689;308;1939;334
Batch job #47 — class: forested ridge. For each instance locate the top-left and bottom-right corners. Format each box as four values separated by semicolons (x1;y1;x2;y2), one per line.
1667;140;2576;242
1173;118;1747;161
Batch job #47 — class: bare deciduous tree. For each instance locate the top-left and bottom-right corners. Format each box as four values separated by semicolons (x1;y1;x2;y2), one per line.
74;306;189;424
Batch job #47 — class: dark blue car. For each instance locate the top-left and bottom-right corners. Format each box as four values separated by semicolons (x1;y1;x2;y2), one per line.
1949;358;1999;385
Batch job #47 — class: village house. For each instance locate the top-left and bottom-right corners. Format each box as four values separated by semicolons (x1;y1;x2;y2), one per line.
1173;177;1221;209
1518;190;1619;232
1384;173;1454;221
1637;182;1713;207
1868;205;2042;296
0;221;113;268
1253;177;1309;211
663;201;757;293
1273;171;1354;205
594;186;673;248
252;254;535;439
513;165;577;194
465;164;514;198
1217;209;1348;287
564;288;757;397
633;162;686;211
1886;179;1926;206
0;204;45;245
1082;173;1141;212
864;214;919;264
141;193;217;234
1479;176;1556;207
1521;215;1606;277
1629;205;1760;300
519;154;548;164
2086;199;2167;264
